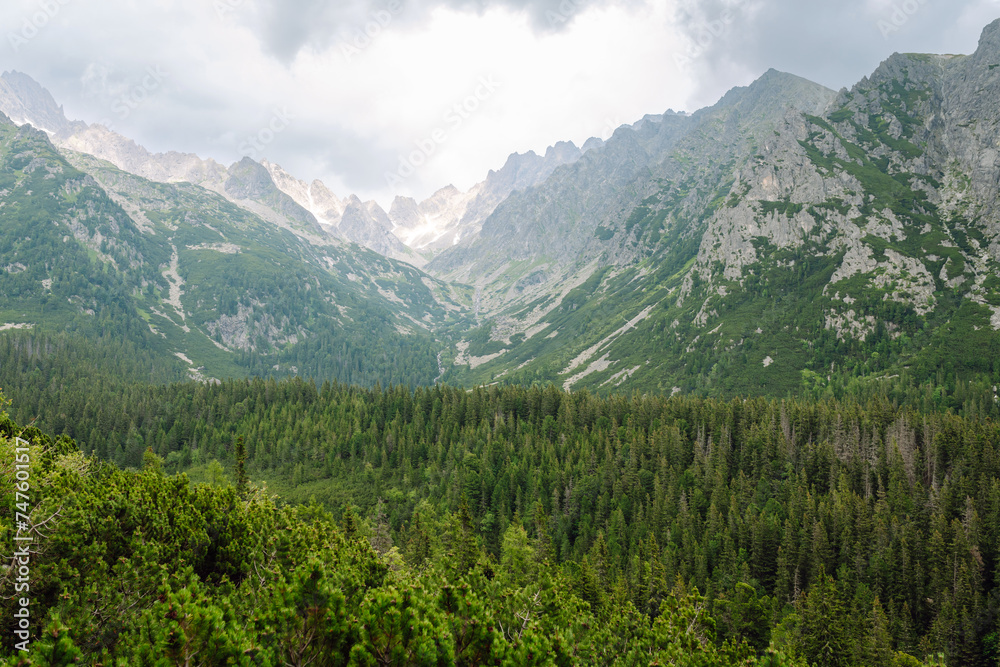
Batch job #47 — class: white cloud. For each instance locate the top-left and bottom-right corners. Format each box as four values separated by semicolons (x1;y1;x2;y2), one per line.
0;0;992;206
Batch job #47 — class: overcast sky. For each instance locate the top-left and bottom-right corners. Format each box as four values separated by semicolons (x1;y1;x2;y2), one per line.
1;0;998;205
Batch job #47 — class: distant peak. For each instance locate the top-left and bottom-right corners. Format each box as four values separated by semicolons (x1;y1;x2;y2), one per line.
548;140;577;151
2;70;41;86
544;140;580;161
749;68;824;91
506;150;538;162
390;194;419;212
0;70;76;135
581;136;605;153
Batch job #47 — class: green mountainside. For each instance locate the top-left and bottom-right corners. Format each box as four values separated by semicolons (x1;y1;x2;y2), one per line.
0;117;470;393
6;26;1000;404
430;25;1000;400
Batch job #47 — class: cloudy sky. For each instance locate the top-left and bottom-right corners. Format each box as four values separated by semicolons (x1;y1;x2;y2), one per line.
1;0;998;205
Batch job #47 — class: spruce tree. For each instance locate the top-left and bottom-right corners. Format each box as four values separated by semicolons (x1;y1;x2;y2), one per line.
234;435;248;498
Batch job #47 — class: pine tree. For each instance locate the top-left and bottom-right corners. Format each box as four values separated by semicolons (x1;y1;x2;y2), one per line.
234;435;248;498
797;570;849;667
454;494;480;574
533;501;555;564
861;598;895;666
404;512;432;570
342;505;360;539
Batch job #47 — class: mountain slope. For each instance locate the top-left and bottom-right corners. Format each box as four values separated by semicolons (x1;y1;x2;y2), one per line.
0;115;471;386
6;23;1000;399
429;70;839;389
431;23;1000;397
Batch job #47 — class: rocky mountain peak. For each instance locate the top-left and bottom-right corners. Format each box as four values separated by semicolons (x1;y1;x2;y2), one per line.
424;184;462;205
389;195;421;227
225;157;278;200
0;70;80;136
544;140;581;163
975;17;1000;55
309;179;340;206
338;195;412;259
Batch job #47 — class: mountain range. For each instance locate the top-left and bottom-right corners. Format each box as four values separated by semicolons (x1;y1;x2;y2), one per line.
4;19;1000;397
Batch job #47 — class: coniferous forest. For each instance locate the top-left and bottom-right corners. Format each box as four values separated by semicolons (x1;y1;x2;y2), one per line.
2;368;999;665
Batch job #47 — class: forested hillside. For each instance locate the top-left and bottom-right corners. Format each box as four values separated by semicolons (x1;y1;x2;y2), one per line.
2;379;998;664
1;393;806;665
0;115;452;389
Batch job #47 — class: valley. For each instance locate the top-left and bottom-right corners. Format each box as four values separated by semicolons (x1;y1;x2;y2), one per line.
2;16;1000;666
6;26;1000;402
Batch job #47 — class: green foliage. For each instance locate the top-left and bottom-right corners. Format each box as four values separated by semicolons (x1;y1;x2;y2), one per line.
4;379;997;664
1;407;844;666
234;435;248;498
594;225;615;241
759;198;804;217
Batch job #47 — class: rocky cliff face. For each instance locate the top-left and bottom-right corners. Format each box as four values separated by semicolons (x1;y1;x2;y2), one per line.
335;195;412;260
428;71;837;314
262;160;345;227
684;26;1000;344
387;140;587;254
258;160;422;262
0;71;84;137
